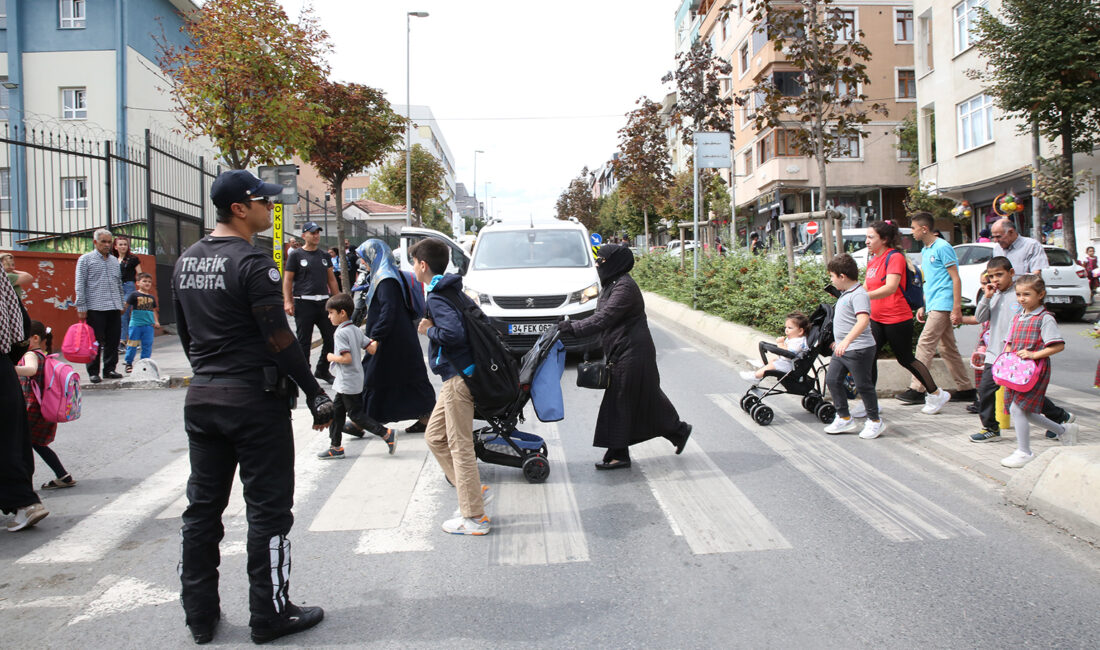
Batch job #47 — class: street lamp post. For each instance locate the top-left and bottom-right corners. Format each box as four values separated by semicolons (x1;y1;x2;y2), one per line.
406;11;429;228
484;181;492;218
473;149;484;222
490;196;497;219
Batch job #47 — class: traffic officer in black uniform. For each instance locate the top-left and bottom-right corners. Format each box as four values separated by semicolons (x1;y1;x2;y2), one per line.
173;169;334;645
282;221;339;384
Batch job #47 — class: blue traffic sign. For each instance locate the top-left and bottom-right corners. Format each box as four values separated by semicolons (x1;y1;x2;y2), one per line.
590;233;603;246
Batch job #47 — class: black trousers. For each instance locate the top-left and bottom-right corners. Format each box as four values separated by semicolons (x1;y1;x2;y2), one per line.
84;309;121;375
294;299;334;376
180;382;295;628
0;355;39;513
870;319;938;393
329;391;385;447
977;363;1067;432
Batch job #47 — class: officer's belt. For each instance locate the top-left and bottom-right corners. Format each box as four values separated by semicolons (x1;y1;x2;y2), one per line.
295;295;329;301
191;370;264;386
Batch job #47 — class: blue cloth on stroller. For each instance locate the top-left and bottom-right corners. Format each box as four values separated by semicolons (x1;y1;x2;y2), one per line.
531;339;565;422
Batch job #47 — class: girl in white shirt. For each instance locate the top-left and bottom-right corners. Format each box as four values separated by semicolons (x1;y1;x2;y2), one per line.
741;312;810;381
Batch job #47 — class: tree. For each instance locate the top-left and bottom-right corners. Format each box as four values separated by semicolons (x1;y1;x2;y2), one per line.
302;80;403;289
596;188;644;240
157;0;331;169
613;97;672;249
376;144;447;227
662;40;734;145
555;167;598;230
365;177;400;205
743;0;886;259
970;0;1100;257
895;110;920;178
421;198;452;234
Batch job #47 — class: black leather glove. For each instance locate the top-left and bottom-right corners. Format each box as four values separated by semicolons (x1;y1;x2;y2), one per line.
557;320;573;334
308;392;334;428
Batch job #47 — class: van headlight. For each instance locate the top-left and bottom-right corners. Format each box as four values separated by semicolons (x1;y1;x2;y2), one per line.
569;283;600;305
464;287;489;305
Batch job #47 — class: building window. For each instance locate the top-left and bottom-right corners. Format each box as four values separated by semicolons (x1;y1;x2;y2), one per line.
896;133;916;161
918;11;934;73
61;88;87;120
954;0;986;54
0;80;9;121
62;177;88;210
60;0;86;29
832;132;861;159
957;93;994;151
721;15;729;42
921;105;937;164
897;69;916;100
835;78;859;101
896;9;913;42
343;187;368;203
751;24;769;55
0;168;10;212
773;71;803;97
758;135;774;166
0;0;7;29
742;150;753;176
739;43;750;76
833;9;856;42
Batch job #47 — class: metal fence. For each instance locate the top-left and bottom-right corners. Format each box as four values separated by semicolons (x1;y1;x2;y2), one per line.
291;190;401;252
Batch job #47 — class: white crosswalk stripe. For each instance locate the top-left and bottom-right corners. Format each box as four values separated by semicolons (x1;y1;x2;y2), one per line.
709;393;983;542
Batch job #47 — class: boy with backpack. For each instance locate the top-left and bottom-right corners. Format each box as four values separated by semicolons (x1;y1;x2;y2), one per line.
409;238;492;536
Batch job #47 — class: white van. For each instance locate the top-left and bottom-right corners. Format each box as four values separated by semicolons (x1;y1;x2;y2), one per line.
462;219;602;353
799;227;921;267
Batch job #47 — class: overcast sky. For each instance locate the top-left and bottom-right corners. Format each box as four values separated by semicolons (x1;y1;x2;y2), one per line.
275;0;675;222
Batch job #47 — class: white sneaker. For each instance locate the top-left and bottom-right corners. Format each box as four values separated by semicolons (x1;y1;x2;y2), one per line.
452;484;494;518
6;502;48;532
1000;449;1035;468
921;390;952;415
747;359;764;369
849;402;867;418
859;419;886;439
739;371;759;381
824;416;858;434
441;514;490;535
1060;422;1080;446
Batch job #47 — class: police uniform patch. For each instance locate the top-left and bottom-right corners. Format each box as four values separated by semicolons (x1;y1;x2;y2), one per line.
268;268;281;282
300;259;308;267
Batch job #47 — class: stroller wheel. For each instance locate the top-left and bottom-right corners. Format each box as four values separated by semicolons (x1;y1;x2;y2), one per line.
522;455;550;484
815;402;836;424
801;395;821;412
750;403;774;426
740;394;759;412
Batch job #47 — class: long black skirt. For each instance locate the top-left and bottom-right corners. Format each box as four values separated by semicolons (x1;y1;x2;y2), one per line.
0;354;39;513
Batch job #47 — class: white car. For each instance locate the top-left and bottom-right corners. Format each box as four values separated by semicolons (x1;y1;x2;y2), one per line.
953;242;1093;320
798;227;921;267
665;239;698;257
394;227;470;276
461;218;602;353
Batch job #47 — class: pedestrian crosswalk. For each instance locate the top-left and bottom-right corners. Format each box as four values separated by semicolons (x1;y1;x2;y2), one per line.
12;392;986;574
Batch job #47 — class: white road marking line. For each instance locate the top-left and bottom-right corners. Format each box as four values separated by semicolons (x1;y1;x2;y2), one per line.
486;421;590;566
310;437;429;532
156;468;245;520
67;576;176;625
355;460;447;555
632;437;792;554
17;455;192;565
710;393;983;542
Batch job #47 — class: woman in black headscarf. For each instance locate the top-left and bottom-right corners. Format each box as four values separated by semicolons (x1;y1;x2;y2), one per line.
557;244;692;469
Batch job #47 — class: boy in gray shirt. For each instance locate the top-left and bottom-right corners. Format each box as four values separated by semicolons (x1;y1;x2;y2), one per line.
318;293;398;459
825;254;884;439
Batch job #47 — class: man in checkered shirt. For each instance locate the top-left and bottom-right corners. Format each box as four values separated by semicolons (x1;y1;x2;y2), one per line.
74;228;125;383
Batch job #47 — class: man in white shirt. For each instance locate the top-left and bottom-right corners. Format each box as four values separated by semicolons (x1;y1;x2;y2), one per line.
991;218;1048;274
74;228;125;383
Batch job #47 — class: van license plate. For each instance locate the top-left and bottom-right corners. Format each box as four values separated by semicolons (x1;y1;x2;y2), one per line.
1046;296;1071;304
509;323;555;335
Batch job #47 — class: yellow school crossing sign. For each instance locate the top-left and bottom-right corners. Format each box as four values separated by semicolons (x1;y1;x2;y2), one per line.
273;203;284;274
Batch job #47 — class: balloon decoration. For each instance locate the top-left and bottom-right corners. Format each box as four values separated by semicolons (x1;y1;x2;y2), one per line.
992;191;1026;218
950;200;972;219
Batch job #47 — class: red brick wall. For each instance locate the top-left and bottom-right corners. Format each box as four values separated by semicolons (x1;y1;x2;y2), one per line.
3;250;157;336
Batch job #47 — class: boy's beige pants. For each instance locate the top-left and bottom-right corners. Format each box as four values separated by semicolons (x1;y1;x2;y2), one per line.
425;376;485;519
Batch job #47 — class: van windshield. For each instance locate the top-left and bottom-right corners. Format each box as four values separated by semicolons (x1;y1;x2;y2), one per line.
472;230;591;270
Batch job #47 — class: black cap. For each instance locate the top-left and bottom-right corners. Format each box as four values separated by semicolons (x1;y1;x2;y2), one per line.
210;170;284;210
302;221;322;233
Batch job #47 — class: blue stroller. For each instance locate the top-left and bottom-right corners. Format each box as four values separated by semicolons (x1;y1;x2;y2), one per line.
473;328;565;483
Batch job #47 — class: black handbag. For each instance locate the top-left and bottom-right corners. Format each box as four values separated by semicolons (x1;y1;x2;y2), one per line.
576;354;612;390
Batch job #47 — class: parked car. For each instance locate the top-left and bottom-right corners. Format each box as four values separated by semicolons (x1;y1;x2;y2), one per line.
797;227;921;267
460;218;602;353
954;242;1092;320
665;239;698;257
393;227;469;276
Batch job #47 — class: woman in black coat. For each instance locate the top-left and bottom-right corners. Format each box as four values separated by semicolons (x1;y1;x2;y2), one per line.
356;240;435;432
557;245;692;469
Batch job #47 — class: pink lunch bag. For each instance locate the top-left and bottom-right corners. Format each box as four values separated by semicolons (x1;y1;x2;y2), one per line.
991;351;1041;392
62;322;99;363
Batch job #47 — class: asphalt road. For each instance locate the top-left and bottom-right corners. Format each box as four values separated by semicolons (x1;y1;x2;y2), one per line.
2;324;1099;648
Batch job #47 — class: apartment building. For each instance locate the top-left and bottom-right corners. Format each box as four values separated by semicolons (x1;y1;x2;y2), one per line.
695;0;915;244
389;104;458;220
914;0;1100;250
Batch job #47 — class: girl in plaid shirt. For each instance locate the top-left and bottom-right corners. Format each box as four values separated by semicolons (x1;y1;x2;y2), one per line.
1000;275;1080;468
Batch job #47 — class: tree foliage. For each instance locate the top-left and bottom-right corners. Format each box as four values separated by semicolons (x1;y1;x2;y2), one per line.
895;110;919;178
743;0;886;257
1030;156;1094;211
613;97;672;247
157;0;331;169
596;188;644;239
970;0;1100;256
662;40;733;145
376;144;447;227
303;80;403;288
555;167;599;230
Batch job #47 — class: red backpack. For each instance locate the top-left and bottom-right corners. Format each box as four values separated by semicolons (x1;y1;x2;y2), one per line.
62;322;98;363
30;353;83;423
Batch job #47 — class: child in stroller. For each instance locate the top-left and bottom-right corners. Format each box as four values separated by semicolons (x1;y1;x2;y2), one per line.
473;327;565;483
740;312;811;383
739;303;840;426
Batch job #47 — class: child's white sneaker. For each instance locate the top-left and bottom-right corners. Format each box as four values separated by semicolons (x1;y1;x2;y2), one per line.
442;515;490;535
920;389;952;415
824;416;858;434
859;419;886;439
1000;449;1035;468
747;359;764;369
1060;422;1079;446
739;371;758;381
849;402;867;418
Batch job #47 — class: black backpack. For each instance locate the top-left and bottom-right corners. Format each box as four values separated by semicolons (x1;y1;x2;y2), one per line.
433;287;520;419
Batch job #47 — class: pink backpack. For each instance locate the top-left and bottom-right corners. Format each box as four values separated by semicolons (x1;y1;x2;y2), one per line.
991;351;1041;392
62;322;98;363
30;353;82;423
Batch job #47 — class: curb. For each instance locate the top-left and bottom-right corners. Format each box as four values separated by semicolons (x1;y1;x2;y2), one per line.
1005;447;1100;546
